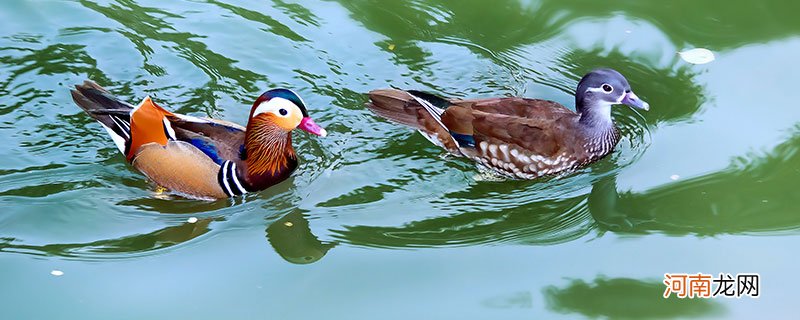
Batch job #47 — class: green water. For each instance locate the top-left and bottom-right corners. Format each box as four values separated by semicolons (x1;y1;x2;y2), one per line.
1;0;798;319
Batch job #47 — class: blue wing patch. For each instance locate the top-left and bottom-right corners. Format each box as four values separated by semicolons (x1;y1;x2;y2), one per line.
188;138;225;165
451;132;475;148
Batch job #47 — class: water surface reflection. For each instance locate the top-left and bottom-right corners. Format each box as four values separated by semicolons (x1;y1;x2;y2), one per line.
590;127;800;236
544;276;724;319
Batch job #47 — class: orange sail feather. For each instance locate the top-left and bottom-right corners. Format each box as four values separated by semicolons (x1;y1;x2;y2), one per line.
127;97;175;161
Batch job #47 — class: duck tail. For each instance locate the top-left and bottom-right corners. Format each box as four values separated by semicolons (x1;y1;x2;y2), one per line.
71;80;134;113
366;89;424;129
70;80;133;154
367;89;454;128
366;89;460;152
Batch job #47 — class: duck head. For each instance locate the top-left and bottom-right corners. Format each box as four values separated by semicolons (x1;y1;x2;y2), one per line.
244;89;326;176
249;88;327;137
575;68;649;124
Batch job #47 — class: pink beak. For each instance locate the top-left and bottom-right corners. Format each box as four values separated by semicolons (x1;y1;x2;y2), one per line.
297;117;327;137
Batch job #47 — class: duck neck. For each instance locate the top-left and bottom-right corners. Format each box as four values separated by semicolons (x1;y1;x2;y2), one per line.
241;122;297;183
578;102;619;153
578;102;613;128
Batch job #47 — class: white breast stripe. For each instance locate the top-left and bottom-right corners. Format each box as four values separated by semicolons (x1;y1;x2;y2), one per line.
229;162;247;194
220;161;234;196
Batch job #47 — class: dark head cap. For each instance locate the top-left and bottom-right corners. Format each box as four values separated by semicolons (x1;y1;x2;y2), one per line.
254;88;309;117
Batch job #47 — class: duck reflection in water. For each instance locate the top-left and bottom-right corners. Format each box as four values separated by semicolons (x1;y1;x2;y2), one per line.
332;128;800;247
5;130;796;259
0;212;336;264
590;129;800;236
0;217;216;257
266;210;337;264
544;276;723;319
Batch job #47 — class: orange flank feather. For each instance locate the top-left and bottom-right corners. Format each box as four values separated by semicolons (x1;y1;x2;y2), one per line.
127;97;175;161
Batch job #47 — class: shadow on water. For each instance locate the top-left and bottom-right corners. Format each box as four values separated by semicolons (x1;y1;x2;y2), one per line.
330;126;800;248
6;126;795;259
266;210;337;264
0;181;338;264
0;209;336;265
543;276;725;319
335;199;594;248
590;126;800;236
336;0;800;53
0;217;217;259
2;0;799;266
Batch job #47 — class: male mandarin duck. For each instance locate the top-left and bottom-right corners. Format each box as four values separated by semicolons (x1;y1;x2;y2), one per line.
366;68;648;179
71;81;326;200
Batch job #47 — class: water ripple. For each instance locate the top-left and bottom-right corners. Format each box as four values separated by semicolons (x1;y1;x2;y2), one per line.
0;0;797;264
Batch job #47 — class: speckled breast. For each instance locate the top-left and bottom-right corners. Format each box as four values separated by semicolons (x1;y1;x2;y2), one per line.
466;129;620;179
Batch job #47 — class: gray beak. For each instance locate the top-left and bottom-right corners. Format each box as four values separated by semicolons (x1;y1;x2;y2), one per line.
621;91;649;111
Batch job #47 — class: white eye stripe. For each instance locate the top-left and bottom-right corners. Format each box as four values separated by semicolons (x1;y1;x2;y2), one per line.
586;87;605;93
585;84;614;94
252;97;297;118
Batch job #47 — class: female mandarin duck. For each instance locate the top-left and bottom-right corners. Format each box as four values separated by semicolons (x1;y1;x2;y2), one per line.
71;81;326;200
367;69;648;179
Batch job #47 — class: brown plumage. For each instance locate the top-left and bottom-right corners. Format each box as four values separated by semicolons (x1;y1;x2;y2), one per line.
244;115;296;176
366;69;649;179
71;80;326;200
132;141;228;198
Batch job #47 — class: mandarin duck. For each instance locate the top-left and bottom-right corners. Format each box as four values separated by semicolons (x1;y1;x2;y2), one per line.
366;69;648;179
71;81;326;200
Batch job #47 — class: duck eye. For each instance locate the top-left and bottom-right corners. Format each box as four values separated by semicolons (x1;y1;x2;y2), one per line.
602;84;613;93
278;108;288;116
